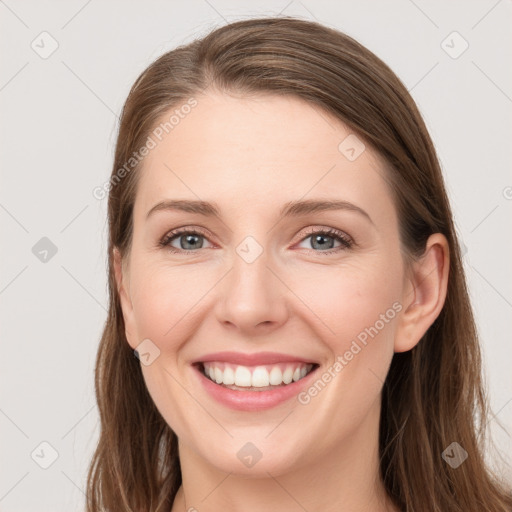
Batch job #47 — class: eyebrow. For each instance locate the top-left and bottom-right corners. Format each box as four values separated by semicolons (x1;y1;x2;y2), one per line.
146;198;374;225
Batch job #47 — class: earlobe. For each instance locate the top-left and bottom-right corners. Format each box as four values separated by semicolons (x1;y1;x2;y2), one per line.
113;247;138;349
394;233;450;353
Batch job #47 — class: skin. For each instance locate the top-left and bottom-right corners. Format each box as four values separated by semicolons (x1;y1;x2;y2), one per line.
114;91;449;512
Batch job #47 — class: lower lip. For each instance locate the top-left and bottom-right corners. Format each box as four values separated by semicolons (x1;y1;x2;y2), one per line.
194;364;319;411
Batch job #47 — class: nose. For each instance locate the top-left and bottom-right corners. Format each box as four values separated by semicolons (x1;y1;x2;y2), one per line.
214;244;289;336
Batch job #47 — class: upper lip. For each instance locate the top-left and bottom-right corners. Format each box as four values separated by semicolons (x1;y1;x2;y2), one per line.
191;351;318;366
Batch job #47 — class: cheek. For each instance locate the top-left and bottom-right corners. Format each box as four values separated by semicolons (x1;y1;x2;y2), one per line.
337;274;401;352
128;263;206;433
290;256;402;349
129;261;211;347
293;264;401;436
288;258;402;420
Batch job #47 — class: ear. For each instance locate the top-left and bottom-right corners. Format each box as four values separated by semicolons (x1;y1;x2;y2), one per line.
113;247;138;350
394;233;450;353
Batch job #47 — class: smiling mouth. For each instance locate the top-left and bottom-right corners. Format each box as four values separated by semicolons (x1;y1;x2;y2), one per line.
197;361;319;391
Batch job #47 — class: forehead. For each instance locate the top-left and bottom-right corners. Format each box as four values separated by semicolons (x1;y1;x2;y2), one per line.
133;92;394;222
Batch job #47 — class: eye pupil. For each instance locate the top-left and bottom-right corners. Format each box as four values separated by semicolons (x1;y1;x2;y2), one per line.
182;234;202;250
311;234;335;250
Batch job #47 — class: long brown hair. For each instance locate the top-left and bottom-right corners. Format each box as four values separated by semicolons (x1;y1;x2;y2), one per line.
86;16;512;511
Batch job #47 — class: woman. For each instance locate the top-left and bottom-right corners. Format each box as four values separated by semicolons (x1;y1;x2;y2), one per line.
86;16;512;511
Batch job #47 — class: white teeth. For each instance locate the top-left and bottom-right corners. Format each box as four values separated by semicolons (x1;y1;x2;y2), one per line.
251;366;269;387
223;366;235;385
269;367;282;385
234;366;252;387
202;362;314;388
282;366;294;384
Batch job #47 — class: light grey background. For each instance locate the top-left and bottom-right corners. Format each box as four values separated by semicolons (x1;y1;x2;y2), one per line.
1;1;511;510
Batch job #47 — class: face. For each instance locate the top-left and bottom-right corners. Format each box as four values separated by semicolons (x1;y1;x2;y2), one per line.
116;91;409;476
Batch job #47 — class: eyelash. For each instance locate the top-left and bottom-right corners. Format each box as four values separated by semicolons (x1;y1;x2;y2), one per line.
158;226;354;256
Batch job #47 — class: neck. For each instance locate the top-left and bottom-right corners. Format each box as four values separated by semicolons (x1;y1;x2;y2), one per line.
171;397;398;512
